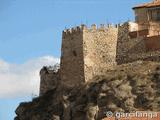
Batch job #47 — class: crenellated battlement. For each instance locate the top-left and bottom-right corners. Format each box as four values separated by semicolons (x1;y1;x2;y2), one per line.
63;24;120;36
40;0;160;95
63;26;82;35
60;22;120;87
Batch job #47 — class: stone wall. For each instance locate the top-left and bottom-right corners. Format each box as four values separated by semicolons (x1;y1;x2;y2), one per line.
122;51;160;63
60;26;85;88
60;24;118;87
60;22;160;87
116;22;160;64
83;24;118;82
116;22;147;64
39;66;60;96
39;22;160;93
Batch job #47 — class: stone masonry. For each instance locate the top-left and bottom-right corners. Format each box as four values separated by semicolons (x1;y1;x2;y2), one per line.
60;26;85;88
60;24;118;88
40;22;160;95
39;0;160;95
39;66;60;96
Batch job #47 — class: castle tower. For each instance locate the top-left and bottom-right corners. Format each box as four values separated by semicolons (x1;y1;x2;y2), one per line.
60;24;118;87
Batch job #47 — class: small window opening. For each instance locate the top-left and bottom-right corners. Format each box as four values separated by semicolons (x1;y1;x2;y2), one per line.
73;50;77;56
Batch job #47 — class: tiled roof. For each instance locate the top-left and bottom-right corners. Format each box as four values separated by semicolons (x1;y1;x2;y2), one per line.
133;0;160;9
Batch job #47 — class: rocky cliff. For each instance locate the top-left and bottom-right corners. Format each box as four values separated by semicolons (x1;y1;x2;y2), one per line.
15;61;160;120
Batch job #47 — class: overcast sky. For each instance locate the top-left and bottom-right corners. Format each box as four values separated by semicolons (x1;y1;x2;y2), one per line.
0;0;150;119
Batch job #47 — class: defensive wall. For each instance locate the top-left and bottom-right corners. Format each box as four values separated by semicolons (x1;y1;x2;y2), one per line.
39;22;160;95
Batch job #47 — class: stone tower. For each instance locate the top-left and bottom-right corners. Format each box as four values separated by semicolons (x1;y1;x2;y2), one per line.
60;24;118;87
39;0;160;95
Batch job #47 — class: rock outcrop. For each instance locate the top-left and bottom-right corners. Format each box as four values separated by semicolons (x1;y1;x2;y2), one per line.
15;61;160;120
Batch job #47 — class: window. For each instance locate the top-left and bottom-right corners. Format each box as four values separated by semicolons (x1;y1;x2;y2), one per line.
73;50;77;56
135;12;139;22
152;11;157;21
150;8;160;21
157;11;160;21
148;10;152;20
135;15;138;22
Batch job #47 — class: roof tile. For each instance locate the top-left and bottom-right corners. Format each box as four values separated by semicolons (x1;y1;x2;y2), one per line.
133;0;160;9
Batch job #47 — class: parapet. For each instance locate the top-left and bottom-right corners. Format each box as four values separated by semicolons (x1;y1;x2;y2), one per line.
62;24;120;36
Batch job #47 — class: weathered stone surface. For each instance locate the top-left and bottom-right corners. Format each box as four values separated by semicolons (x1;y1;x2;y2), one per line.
60;25;118;88
83;26;118;83
116;22;160;65
15;1;160;120
40;22;160;94
38;0;160;107
58;22;160;88
15;61;160;120
39;65;60;96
